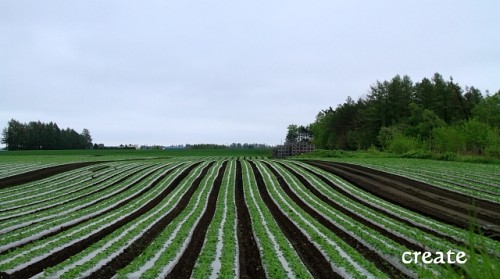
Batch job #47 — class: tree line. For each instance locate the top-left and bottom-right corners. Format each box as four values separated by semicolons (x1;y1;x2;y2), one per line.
1;119;93;150
289;73;500;157
186;143;272;149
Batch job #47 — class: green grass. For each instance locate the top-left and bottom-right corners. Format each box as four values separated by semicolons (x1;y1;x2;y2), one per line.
0;148;272;164
443;220;500;279
294;149;500;164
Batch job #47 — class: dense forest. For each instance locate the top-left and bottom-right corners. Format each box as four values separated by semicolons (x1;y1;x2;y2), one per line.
288;73;500;157
1;119;93;150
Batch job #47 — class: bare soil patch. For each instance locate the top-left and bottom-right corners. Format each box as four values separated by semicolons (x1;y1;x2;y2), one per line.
235;160;266;278
248;161;340;279
306;161;500;239
7;163;201;278
166;161;227;279
0;162;101;189
268;162;411;278
85;162;209;279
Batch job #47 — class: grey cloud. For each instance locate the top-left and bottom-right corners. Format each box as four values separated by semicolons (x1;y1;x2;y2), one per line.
1;0;499;146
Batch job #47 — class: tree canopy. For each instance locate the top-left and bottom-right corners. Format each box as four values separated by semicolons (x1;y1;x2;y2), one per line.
1;119;93;150
302;73;499;157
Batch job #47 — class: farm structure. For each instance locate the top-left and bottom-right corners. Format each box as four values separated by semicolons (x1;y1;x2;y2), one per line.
0;157;499;278
273;142;315;157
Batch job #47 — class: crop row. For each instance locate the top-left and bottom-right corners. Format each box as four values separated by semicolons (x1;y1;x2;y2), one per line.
0;163;59;179
0;158;498;278
334;158;500;203
292;161;500;253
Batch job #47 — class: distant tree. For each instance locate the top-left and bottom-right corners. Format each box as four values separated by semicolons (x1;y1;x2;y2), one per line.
290;73;499;157
473;91;500;127
447;77;470;122
460;119;491;155
432;126;465;154
414;73;465;124
1;119;92;150
485;127;500;157
405;103;445;141
377;126;399;150
463;86;484;117
285;124;299;143
81;129;93;149
310;109;335;149
2;119;24;150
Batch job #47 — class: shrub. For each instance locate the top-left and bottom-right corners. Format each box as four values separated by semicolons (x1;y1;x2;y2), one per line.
401;149;433;159
388;134;420;154
438;152;457;161
432;126;465;154
460;119;490;155
485;128;500;158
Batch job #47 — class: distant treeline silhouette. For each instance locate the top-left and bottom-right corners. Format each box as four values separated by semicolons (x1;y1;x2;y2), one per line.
1;119;92;150
287;73;500;157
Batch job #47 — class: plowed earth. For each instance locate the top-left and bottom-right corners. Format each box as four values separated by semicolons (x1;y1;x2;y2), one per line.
0;162;100;189
305;160;500;240
1;159;499;279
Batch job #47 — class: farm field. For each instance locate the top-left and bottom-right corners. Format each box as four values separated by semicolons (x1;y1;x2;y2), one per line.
0;155;499;278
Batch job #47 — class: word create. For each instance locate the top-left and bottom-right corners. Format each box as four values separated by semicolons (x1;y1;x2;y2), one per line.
402;250;467;264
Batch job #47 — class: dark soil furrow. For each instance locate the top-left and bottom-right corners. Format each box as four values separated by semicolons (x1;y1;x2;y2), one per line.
306;160;500;239
279;162;425;251
248;161;340;279
0;168;111;214
266;162;409;278
295;161;468;247
235;160;266;279
7;162;202;279
0;164;153;220
330;162;500;214
387;168;500;196
0;165;167;256
0;162;101;189
85;162;212;279
165;161;227;279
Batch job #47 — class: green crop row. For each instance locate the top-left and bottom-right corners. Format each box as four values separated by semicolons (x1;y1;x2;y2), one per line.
290;160;500;276
0;163;137;217
241;160;312;279
0;162;59;179
0;163;95;198
0;163;163;241
191;160;238;278
114;161;221;278
276;160;442;277
0;157;497;278
293;160;500;253
37;161;212;278
0;162;189;273
256;160;386;278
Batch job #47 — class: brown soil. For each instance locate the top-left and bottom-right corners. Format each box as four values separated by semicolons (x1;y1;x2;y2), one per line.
166;161;227;279
278;162;425;251
294;161;465;246
266;162;410;278
306;161;500;239
0;164;151;221
248;161;341;279
235;160;266;278
0;165;170;256
0;162;101;189
7;163;202;278
85;162;211;279
5;159;497;278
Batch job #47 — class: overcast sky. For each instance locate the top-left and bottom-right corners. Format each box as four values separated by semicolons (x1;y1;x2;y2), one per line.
1;1;499;147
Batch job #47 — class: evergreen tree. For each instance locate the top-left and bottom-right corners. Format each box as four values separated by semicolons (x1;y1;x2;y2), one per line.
1;119;92;150
302;73;499;157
